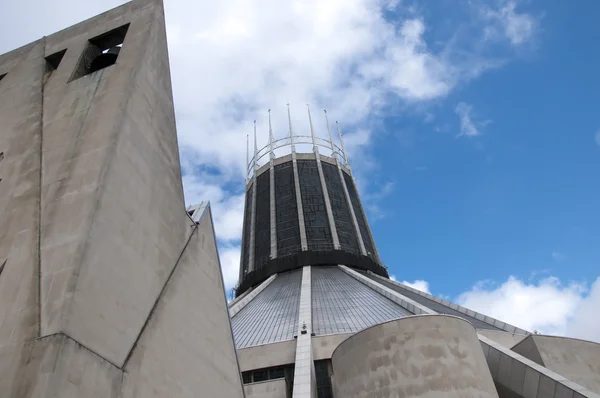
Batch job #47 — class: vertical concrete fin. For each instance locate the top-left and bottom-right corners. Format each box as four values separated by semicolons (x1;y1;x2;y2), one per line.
269;165;277;259
336;164;367;255
315;153;340;250
292;158;308;251
292;266;316;397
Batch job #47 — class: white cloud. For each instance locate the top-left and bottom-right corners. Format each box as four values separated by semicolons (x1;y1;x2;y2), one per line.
0;0;539;290
401;279;431;294
218;244;242;296
482;1;537;46
455;102;484;137
457;276;600;342
182;173;245;242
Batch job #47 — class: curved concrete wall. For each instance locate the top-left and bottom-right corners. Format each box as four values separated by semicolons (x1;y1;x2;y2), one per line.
331;315;499;398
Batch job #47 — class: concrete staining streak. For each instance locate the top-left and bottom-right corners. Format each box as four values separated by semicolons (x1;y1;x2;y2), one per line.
311;267;411;336
231;270;301;348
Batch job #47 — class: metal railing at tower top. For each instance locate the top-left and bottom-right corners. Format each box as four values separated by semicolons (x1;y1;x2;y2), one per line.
245;105;352;182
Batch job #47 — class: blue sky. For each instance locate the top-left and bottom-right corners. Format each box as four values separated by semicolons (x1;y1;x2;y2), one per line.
376;0;600;288
2;0;598;340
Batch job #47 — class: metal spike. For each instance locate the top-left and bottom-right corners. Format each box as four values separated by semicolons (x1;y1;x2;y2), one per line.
253;120;258;172
336;121;350;167
268;109;275;160
324;109;335;156
307;104;317;152
287;103;296;153
245;132;249;182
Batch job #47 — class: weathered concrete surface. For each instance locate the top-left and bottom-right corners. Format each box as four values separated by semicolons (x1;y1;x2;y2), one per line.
0;39;43;349
0;0;244;396
37;0;190;367
121;209;244;398
511;335;600;394
237;339;296;372
312;333;353;361
244;379;288;398
478;330;528;349
331;315;499;398
0;334;121;397
479;333;600;398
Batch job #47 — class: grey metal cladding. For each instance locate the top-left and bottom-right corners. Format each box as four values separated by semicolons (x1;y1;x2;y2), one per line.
312;267;411;336
254;171;271;269
341;171;376;260
361;273;500;331
274;161;301;255
321;162;359;254
241;182;254;275
297;159;332;250
231;269;302;348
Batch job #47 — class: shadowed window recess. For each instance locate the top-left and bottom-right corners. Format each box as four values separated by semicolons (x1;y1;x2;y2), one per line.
70;23;129;81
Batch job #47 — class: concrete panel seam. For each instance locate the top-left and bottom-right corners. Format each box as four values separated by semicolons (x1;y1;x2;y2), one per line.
229;274;277;317
338;265;436;315
34;332;122;371
37;37;46;339
122;223;197;369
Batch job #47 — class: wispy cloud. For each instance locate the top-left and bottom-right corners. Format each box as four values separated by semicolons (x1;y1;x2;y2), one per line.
594;130;600;148
481;0;538;46
455;102;489;137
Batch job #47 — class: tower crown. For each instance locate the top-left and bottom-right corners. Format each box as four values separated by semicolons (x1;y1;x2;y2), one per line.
236;106;388;296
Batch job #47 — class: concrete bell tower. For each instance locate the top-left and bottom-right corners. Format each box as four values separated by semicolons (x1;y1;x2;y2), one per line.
0;1;244;396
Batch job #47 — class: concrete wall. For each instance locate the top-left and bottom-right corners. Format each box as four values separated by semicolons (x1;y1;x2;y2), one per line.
0;1;244;396
512;335;600;394
245;379;288;398
331;315;499;398
313;333;352;361
478;330;528;349
237;339;296;372
121;209;244;398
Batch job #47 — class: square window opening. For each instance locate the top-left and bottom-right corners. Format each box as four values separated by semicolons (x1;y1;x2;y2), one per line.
70;23;129;82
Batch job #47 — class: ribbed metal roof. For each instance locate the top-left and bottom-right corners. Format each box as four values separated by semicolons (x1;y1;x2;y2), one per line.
231;270;302;348
312;267;411;336
360;272;500;331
